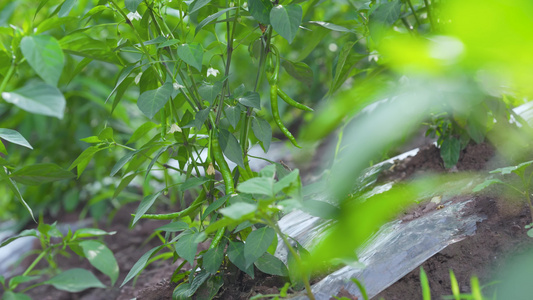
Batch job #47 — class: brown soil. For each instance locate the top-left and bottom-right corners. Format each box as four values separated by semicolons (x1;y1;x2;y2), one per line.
3;141;533;300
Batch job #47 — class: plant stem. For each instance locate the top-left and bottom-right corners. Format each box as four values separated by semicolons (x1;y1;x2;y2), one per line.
405;0;421;27
423;0;436;31
0;58;16;96
22;248;49;276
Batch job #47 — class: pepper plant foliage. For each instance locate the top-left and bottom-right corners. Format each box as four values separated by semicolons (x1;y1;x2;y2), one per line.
0;0;368;297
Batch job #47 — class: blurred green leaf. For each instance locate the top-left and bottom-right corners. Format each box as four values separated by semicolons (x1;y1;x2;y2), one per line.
20;35;64;86
121;246;163;287
189;0;212;14
10;163;75;185
79;240;119;285
270;4;302;44
227;241;254;277
440;136;461;168
44;268;105;292
2;82;65;119
244;227;276;267
281;60;313;87
219;202;257;220
0;129;33;150
249;0;273;25
195;8;236;36
237;177;274;196
254;252;288;276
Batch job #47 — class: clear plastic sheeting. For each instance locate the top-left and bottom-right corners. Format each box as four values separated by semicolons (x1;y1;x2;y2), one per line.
281;199;484;300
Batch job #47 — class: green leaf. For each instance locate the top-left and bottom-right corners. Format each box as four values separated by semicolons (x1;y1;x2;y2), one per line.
180;176;211;191
157;39;180;48
69;145;107;177
252;117;272;152
244;227;276;267
20;35;64;86
203;242;225;273
106;65;136;103
189;0;212;14
237;177;274;196
270;4;302;44
127;122;157;144
194;107;211;130
8;275;41;289
301;200;340;219
125;0;143;12
308;21;353;33
2;291;32;300
175;231;199;264
195;276;223;300
137;83;172;119
177;43;203;71
227;241;254;278
121;246;163;287
2;82;65;119
10;163;74;185
273;169;299;194
79;240;119;286
281;60;313;86
249;0;273;25
237;91;261;110
113;172;138;199
490;160;533;175
110;151;139;176
0;168;35;222
44;268;105;292
219;202;257;220
202;195;230;220
0;129;33;150
98;127;114;142
198;81;223;104
440;136;461;168
58;0;76;17
155;221;189;232
254;252;288;276
132;192;162;226
80;136;101;143
0;140;6;155
329;41;365;95
195;7;236;36
0;229;37;248
472;179;504;192
218;129;245;169
73;228;116;238
224;106;241;129
420;267;431;300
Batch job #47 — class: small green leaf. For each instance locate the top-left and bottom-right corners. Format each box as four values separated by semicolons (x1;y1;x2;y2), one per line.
198;81;223;104
155;221;189;232
249;0;273;25
2;291;32;300
20;35;64;86
308;21;353;33
177;43;203;71
79;240;119;286
252;117;272;152
195;8;236;36
224;106;241;129
472;179;504;192
273;169;299;194
420;267;431;300
440;136;461;168
281;60;313;86
244;227;276;267
175;231;199;264
219;202;257;220
2;82;65;119
0;168;35;222
218;129;245;169
10;163;74;185
44;268;105;292
203;242;225;273
0;129;33;149
270;4;302;44
58;0;76;17
80;136;101;143
127;122;157;144
227;241;254;278
73;228;116;238
105;65;136;103
238;177;274;196
98;127;114;141
68;145;106;177
254;252;288;276
110;151;139;177
121;246;163;287
137;83;173;119
132;192;162;226
202;195;230;220
238;91;261;110
0;229;37;248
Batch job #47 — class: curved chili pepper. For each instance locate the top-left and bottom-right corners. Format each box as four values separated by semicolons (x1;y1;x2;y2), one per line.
277;86;313;112
271;84;301;148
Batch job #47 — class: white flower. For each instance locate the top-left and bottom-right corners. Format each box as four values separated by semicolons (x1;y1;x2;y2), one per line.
207;67;220;77
134;72;142;84
127;11;142;21
207;163;215;176
167;123;182;133
173;82;184;90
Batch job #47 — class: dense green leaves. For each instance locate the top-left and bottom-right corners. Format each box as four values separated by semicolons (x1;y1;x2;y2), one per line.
137;83;173;119
20;35;64;86
270;4;302;44
2;83;66;119
44;269;105;292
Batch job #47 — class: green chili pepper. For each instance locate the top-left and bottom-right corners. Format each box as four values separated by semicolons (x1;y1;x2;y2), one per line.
277;87;313;112
209;227;225;250
212;132;236;195
271;84;301;148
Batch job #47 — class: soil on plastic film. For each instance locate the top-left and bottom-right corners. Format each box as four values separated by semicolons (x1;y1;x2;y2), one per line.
4;141;533;300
